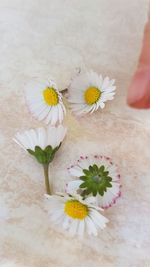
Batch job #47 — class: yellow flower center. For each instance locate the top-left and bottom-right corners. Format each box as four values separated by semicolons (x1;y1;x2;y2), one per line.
64;200;88;220
84;86;101;105
43;87;59;106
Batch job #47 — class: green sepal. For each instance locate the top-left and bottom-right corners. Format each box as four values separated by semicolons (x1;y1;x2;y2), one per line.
79;182;87;188
79;164;113;198
27;143;61;164
83;169;90;176
93;164;99;172
79;176;87;181
99;165;104;172
27;149;35;156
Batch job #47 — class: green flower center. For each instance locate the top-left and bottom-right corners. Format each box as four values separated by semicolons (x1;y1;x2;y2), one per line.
92;175;101;183
79;164;112;197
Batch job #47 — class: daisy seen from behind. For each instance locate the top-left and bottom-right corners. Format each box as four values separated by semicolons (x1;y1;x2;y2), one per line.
14;125;67;195
67;155;121;209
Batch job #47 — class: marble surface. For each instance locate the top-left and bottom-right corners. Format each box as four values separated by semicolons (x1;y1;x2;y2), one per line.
0;0;150;266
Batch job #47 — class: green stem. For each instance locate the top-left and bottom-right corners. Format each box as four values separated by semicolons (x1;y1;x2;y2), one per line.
43;164;51;195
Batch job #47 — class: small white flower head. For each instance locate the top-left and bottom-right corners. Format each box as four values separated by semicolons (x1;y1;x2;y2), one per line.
14;125;67;164
45;192;108;237
25;79;66;125
67;155;121;209
68;70;116;116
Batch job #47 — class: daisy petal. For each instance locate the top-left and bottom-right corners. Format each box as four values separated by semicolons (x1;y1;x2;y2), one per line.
66;180;83;195
14;125;67;151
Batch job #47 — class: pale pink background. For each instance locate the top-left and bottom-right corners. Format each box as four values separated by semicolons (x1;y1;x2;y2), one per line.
0;0;150;266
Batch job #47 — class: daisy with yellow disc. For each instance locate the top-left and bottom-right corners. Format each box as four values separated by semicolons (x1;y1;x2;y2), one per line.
25;79;66;125
68;70;116;115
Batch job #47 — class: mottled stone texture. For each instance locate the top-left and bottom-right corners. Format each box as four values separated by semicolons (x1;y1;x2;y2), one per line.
0;0;150;266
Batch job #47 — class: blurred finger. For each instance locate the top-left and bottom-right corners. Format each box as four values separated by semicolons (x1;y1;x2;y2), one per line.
127;9;150;108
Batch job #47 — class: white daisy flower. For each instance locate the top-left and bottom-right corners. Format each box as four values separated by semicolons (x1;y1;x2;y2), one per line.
45;193;108;237
14;125;67;195
67;155;121;209
14;124;67;152
25;79;66;125
68;70;116;116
